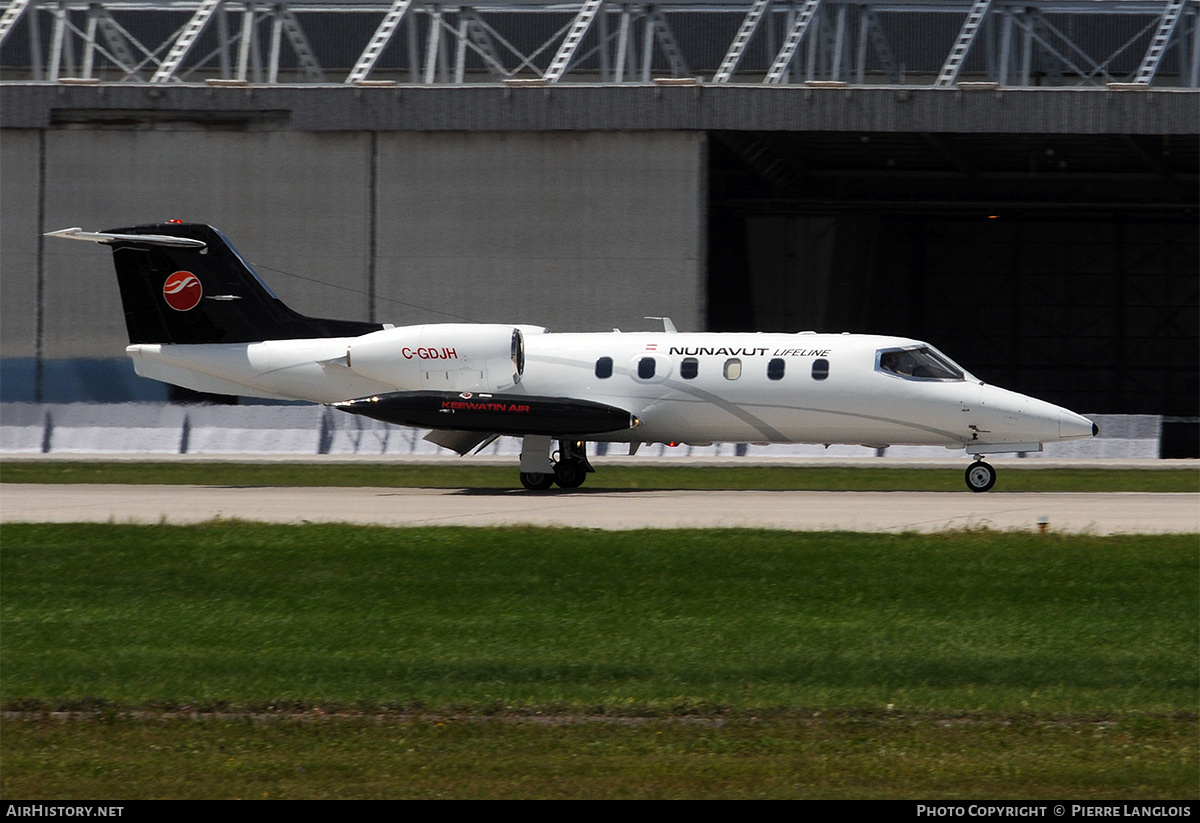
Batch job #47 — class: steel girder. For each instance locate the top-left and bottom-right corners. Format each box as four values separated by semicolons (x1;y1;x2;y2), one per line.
2;0;1196;87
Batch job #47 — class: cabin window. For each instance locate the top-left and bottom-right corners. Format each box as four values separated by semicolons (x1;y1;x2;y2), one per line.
767;358;786;381
812;359;830;381
723;358;742;380
680;358;699;379
595;357;613;379
876;346;964;381
637;357;656;380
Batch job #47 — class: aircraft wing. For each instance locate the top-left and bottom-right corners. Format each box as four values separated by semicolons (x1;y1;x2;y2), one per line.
423;429;496;456
331;390;640;438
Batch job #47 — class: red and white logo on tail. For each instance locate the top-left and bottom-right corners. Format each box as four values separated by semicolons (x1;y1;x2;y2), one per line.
163;271;202;311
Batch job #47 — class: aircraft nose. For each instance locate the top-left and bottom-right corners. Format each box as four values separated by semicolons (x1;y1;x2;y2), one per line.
1059;410;1097;441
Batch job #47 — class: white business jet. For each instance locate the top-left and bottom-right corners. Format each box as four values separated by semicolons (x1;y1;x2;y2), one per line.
48;223;1097;491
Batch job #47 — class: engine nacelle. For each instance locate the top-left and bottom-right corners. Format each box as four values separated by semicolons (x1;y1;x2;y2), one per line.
346;324;535;392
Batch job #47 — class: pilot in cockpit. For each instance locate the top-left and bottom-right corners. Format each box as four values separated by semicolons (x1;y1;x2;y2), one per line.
879;350;912;377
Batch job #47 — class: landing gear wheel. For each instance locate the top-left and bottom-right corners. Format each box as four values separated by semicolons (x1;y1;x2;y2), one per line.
553;460;587;489
520;472;555;491
965;460;996;493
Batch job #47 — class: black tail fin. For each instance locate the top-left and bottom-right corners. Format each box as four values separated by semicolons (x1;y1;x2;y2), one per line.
77;223;382;345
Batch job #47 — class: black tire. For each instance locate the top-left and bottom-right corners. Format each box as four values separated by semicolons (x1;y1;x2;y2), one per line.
553;460;587;489
520;472;555;491
965;460;997;493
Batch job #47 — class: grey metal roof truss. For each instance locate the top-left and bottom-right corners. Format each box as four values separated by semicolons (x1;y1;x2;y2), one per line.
3;0;1195;88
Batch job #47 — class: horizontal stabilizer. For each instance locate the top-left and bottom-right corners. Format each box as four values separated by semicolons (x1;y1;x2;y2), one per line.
332;390;640;437
45;227;208;249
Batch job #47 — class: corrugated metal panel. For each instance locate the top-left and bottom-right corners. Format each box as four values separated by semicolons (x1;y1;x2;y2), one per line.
4;83;1198;135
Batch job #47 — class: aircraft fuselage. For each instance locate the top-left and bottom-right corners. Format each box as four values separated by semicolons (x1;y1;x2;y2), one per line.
126;326;1095;455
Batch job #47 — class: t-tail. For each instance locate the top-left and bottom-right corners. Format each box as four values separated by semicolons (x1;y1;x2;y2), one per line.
46;223;383;345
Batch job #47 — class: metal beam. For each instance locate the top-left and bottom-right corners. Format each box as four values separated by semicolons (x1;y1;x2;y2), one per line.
462;8;508;80
1133;0;1187;84
712;0;770;83
236;4;256;81
935;0;994;87
150;0;222;82
864;8;900;83
47;0;69;80
0;0;32;48
279;7;324;81
764;0;823;84
1189;5;1200;87
423;5;442;84
545;0;604;83
7;0;1198;89
648;5;689;77
345;0;414;84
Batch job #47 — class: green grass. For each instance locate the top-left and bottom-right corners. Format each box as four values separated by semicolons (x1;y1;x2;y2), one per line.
3;524;1195;712
3;523;1196;798
2;713;1194;799
2;460;1197;492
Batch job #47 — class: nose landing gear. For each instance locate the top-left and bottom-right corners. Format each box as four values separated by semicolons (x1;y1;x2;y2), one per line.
965;460;997;493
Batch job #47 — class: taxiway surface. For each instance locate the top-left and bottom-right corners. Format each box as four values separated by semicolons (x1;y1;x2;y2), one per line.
3;485;1197;533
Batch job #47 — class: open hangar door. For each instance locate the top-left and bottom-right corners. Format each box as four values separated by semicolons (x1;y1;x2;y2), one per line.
708;132;1199;457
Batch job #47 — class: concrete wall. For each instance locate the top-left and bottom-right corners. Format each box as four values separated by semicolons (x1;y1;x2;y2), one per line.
375;131;705;330
1;127;706;370
1;129;40;359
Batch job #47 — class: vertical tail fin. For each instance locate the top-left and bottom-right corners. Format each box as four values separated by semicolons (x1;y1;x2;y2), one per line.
47;223;383;345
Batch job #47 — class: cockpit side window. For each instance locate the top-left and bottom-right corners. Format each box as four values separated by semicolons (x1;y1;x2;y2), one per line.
876;346;965;381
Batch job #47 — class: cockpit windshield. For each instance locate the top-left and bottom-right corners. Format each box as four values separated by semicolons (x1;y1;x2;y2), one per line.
876;346;967;382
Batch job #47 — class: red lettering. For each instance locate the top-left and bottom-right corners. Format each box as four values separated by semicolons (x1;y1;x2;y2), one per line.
402;347;414;359
445;348;457;359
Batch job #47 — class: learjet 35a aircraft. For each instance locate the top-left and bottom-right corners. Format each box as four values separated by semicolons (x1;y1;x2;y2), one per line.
49;222;1098;492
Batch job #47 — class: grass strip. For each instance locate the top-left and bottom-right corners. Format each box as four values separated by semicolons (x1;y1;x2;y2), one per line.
4;524;1195;714
2;712;1194;799
2;461;1196;492
4;523;1196;799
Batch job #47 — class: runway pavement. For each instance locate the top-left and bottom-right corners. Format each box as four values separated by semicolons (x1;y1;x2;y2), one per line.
3;484;1197;533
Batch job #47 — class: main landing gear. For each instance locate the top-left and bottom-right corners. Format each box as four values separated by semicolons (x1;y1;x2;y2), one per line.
520;440;594;491
965;459;997;493
519;472;555;491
